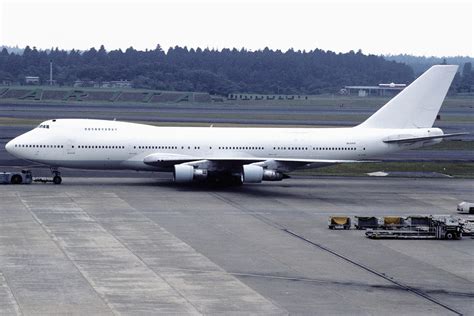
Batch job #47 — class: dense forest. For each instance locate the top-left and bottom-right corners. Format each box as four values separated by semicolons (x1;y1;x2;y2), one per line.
385;54;474;75
0;45;472;95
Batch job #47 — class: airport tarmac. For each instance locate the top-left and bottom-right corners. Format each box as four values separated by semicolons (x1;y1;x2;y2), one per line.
0;177;473;315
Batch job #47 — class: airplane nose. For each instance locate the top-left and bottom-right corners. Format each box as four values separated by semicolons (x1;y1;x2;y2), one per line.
5;140;14;153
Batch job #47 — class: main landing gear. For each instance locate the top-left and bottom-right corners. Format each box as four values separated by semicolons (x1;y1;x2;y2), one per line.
51;168;62;185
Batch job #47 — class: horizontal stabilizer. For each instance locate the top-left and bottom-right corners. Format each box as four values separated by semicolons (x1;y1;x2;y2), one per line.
383;132;468;144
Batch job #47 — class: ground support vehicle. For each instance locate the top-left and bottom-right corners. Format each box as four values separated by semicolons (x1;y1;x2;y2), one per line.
366;217;463;240
458;216;474;236
355;216;382;230
457;202;474;214
328;216;351;230
0;170;32;184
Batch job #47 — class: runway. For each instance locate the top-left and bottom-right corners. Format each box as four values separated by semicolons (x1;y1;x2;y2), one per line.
0;102;472;136
0;177;473;315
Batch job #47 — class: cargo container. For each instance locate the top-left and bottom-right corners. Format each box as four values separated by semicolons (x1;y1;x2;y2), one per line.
328;216;351;230
355;216;381;230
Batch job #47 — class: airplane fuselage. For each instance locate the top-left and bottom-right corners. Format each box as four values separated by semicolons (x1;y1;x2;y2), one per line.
6;119;440;171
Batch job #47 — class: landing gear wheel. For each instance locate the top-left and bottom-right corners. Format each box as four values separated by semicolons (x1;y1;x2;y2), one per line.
445;231;455;240
11;175;22;184
53;175;62;185
50;167;62;185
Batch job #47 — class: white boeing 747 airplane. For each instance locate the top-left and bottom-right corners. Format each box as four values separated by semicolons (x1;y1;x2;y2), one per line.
5;65;465;185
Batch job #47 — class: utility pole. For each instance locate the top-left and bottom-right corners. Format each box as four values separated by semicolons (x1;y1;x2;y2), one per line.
49;59;53;85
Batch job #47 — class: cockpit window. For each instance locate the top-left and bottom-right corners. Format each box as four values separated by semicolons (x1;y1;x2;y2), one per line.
37;124;50;129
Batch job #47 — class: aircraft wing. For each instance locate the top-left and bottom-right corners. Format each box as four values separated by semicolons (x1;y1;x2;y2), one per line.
383;132;468;144
143;153;364;172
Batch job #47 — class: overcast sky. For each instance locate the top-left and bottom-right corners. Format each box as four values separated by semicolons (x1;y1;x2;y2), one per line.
0;0;472;56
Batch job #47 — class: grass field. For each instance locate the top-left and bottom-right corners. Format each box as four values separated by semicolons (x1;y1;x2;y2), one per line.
419;140;474;151
1;85;474;108
295;162;474;178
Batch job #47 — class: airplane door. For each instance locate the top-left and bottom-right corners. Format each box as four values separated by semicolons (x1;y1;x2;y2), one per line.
66;141;75;155
357;142;366;158
128;144;137;156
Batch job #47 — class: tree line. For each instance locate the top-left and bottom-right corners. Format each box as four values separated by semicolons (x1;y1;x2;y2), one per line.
385;54;474;93
0;45;469;95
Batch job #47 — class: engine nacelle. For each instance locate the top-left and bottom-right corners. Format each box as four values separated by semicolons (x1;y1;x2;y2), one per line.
242;165;264;183
173;165;208;183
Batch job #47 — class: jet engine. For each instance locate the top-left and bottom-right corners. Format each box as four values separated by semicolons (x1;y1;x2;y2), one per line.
242;165;264;183
173;164;208;183
242;165;285;183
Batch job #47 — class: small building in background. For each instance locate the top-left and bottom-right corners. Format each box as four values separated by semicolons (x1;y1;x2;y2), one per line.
344;83;406;97
228;93;309;101
100;80;132;89
25;76;40;85
74;80;132;89
0;79;12;86
74;80;97;87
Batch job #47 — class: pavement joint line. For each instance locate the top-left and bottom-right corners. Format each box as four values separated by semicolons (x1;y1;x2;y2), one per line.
283;229;464;316
208;191;365;311
208;192;306;274
69;192;285;315
16;193;120;316
211;192;464;316
20;193;199;314
65;192;204;315
0;270;23;316
157;267;474;298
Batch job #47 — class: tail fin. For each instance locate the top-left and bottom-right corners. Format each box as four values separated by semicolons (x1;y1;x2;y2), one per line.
357;65;458;129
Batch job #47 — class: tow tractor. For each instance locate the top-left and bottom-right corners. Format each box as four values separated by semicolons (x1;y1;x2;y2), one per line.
0;170;33;184
1;169;62;184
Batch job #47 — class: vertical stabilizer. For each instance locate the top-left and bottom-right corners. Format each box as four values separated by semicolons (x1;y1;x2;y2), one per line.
357;65;458;129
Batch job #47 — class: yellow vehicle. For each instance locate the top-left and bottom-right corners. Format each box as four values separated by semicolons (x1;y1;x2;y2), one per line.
328;216;351;230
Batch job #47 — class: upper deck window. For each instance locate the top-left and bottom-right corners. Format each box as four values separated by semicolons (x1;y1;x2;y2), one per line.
85;127;118;131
